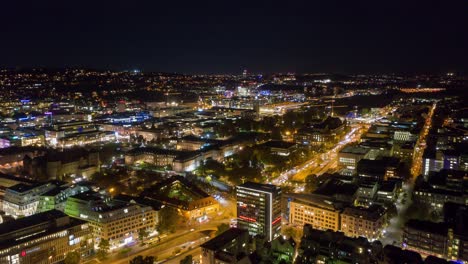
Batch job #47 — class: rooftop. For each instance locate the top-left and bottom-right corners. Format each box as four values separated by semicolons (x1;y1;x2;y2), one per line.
405;219;448;236
201;228;248;251
339;145;370;155
237;181;281;193
0;210;86;249
7;183;44;193
342;204;386;221
260;140;296;150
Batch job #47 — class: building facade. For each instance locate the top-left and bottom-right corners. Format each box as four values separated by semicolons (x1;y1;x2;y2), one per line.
340;205;386;241
0;210;93;264
288;194;341;232
64;191;158;248
2;182;56;218
236;182;281;241
403;219;448;259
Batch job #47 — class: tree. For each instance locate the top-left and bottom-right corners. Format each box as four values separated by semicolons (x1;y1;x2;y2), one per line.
138;228;149;245
271;127;282;140
130;255;155;264
64;251;80;264
216;223;230;236
157;206;180;233
305;174;320;192
180;255;193;264
97;239;110;260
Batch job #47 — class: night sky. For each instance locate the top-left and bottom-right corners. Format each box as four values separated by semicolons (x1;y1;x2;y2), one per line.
1;0;467;74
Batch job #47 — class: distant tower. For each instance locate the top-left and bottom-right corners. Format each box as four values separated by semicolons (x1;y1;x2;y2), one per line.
243;69;247;78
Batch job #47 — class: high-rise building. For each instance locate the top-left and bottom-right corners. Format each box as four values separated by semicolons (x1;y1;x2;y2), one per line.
236;182;281;241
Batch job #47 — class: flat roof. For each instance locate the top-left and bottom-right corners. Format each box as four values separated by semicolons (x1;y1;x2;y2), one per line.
286;193;341;211
237;181;280;193
7;183;42;193
339;145;369;155
201;228;248;251
0;210;87;250
0;210;66;236
260;140;296;149
405;219;448;236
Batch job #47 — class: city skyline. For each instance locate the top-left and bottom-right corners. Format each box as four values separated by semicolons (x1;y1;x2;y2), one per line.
0;1;467;264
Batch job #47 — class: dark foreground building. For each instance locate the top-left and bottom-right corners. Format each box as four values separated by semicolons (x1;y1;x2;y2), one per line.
0;210;93;264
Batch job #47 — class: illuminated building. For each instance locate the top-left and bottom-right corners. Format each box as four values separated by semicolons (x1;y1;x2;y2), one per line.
142;176;219;221
403;220;448;259
0;210;93;264
236;182;281;241
413;170;468;213
422;150;444;179
259;140;296;156
124;147;178;168
356;157;403;182
294;116;344;146
44;121;115;148
340;205;386;241
0;174;36;209
296;224;380;264
20;135;45;147
64;191;158;248
391;142;415;163
200;228;250;264
376;180;400;203
23;150;100;180
125;142;239;172
288;193;341;232
2;182;57;218
355;180;379;206
393;130;418;142
444;203;468;262
338;146;370;172
37;184;91;213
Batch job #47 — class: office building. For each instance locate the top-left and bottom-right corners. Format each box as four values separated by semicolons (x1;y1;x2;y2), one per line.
341;204;387;241
2;182;57;218
37;184;91;213
236;182;281;241
287;193;341;232
64;191;158;248
0;210;93;264
403;219;448;259
338;145;370;172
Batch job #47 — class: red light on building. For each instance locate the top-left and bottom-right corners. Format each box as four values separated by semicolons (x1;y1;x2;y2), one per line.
272;216;281;225
239;215;257;222
21;250;26;257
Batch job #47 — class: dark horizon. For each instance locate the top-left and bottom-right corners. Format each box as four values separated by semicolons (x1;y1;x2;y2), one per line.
1;0;467;74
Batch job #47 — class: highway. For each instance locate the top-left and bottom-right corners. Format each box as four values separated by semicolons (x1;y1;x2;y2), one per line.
410;102;436;178
83;197;236;264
